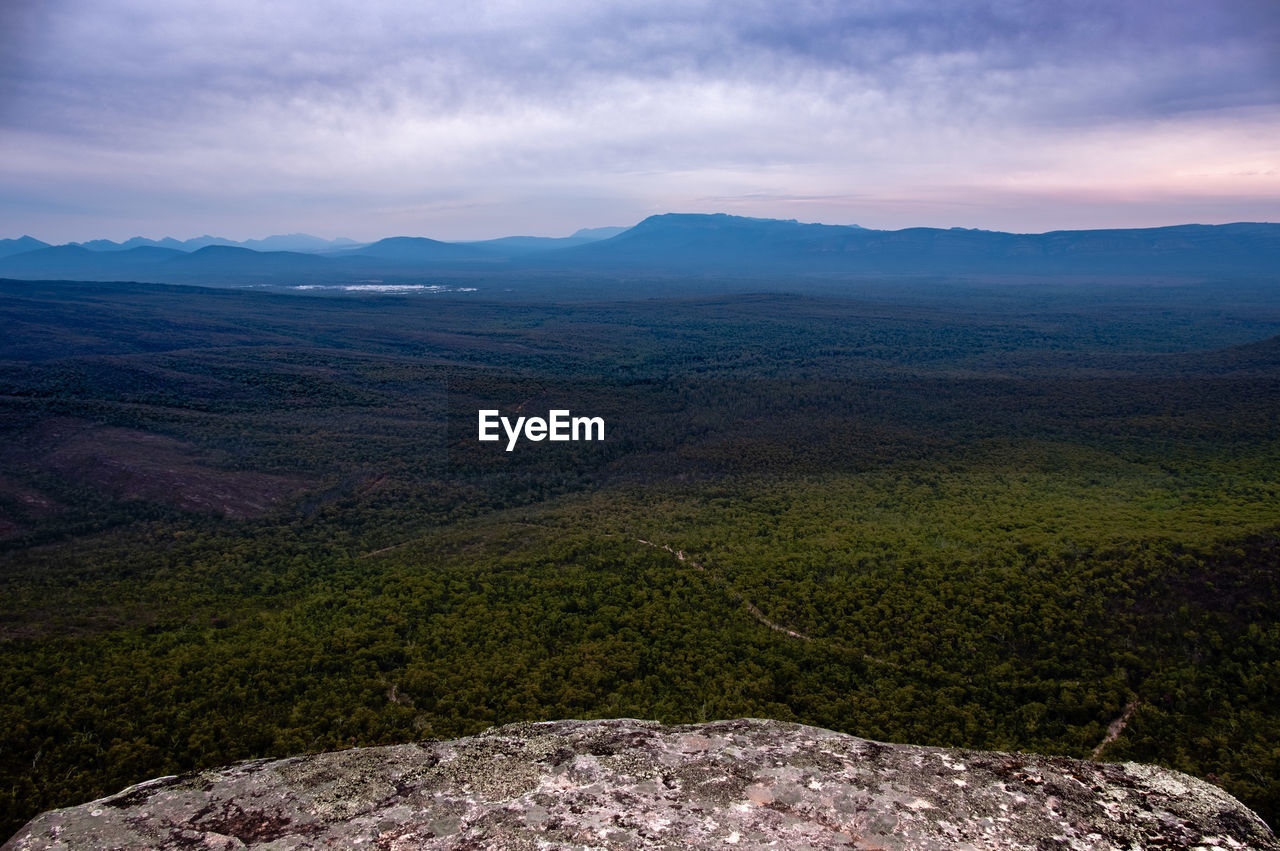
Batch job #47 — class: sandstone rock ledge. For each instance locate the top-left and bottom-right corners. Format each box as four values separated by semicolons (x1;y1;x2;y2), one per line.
5;718;1276;850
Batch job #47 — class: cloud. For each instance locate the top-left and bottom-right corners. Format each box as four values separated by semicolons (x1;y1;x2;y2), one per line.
2;0;1277;240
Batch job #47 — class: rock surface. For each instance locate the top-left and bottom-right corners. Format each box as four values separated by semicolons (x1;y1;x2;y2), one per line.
5;718;1276;850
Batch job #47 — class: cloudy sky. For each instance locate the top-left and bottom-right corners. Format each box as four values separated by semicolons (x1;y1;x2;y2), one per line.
2;0;1278;242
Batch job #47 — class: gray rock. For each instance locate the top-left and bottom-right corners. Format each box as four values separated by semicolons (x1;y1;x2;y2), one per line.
5;718;1276;850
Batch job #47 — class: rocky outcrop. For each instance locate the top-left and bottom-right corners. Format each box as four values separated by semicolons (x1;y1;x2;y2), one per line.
5;718;1276;850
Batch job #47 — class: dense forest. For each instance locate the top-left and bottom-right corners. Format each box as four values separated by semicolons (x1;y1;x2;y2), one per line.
0;276;1278;837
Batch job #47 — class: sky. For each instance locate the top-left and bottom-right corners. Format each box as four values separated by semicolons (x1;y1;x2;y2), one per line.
2;0;1278;243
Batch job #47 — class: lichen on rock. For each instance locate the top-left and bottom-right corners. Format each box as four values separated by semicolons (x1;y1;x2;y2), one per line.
4;718;1276;850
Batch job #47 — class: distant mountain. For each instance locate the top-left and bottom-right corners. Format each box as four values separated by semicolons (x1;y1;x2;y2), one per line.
341;236;493;262
463;225;632;255
0;245;185;279
117;246;191;262
541;214;1280;276
91;236;238;251
241;234;363;252
569;226;629;240
0;244;329;283
463;235;584;253
180;236;241;250
130;236;188;250
167;245;332;274
2;215;1277;286
2;245;96;268
76;239;135;252
71;234;360;253
538;214;875;271
0;236;51;259
465;235;603;254
73;236;234;251
553;214;840;261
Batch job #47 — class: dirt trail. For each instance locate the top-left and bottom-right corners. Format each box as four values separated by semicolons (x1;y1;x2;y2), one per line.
636;539;810;640
635;540;911;672
360;541;411;559
1092;696;1139;760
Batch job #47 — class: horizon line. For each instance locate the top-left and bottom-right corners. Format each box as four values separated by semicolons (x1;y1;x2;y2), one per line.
5;213;1279;247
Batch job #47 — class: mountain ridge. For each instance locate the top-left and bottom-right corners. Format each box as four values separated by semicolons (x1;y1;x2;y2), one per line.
542;214;1280;275
69;233;363;253
0;236;52;259
2;214;1277;286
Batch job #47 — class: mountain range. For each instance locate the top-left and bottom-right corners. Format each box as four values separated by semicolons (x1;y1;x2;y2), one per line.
1;214;1277;287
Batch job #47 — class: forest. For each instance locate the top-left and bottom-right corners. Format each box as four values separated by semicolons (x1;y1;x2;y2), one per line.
0;275;1277;837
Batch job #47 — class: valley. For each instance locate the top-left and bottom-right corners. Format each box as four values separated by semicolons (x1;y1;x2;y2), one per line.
0;275;1277;836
